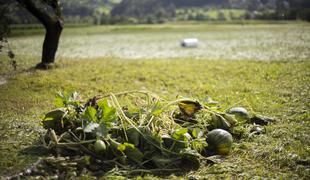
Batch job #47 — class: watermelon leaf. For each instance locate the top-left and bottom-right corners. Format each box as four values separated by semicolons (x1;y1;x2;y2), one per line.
97;99;117;124
83;106;97;122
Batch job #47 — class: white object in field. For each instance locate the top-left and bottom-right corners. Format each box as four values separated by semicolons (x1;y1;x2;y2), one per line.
180;38;199;48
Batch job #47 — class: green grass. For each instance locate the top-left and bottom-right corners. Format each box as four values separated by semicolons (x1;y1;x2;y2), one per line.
0;23;310;179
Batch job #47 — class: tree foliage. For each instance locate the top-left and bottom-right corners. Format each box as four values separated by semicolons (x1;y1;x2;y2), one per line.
111;0;176;23
4;0;310;25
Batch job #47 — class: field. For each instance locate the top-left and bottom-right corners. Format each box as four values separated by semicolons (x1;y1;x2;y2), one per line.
0;22;310;179
6;22;310;61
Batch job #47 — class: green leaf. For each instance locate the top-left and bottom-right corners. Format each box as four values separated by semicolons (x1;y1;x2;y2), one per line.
152;109;162;116
139;127;162;149
180;149;200;169
124;110;140;120
42;108;66;130
124;142;135;149
96;123;108;138
192;128;198;138
176;128;188;135
97;98;108;109
124;144;144;164
126;127;141;146
117;142;135;152
55;91;81;108
55;91;68;107
117;144;126;152
55;96;65;108
191;140;208;152
84;106;97;122
172;128;188;139
43;108;66;121
180;148;200;157
192;128;203;138
151;102;162;116
97;99;117;124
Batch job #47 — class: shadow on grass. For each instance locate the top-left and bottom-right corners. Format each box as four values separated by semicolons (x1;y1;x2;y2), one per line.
20;146;51;157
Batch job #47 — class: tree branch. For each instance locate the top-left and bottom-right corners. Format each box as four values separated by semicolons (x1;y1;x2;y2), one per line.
16;0;60;28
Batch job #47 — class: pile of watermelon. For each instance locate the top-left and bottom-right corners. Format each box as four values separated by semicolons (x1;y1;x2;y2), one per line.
14;91;274;178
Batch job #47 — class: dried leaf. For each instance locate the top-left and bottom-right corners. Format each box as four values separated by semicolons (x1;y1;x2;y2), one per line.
178;100;202;116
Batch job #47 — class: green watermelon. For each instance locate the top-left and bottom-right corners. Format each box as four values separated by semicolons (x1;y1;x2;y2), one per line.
206;129;233;155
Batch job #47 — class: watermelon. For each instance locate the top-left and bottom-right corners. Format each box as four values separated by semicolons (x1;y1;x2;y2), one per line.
227;107;250;122
94;139;106;154
206;129;233;155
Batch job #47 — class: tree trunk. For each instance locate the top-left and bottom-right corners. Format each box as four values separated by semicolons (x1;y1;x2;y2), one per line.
39;20;62;68
17;0;63;69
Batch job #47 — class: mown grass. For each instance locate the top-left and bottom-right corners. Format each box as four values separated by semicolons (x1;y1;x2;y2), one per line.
0;56;309;178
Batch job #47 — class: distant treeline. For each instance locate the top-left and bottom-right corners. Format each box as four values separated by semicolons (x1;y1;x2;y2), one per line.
110;0;310;23
4;0;310;25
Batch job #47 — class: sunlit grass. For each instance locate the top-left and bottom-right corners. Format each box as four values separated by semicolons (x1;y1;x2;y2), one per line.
0;57;309;178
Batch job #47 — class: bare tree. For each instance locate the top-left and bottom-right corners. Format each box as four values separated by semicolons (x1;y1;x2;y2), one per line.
17;0;63;69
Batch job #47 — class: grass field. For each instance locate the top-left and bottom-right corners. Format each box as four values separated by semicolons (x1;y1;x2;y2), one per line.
0;22;310;179
6;22;310;61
